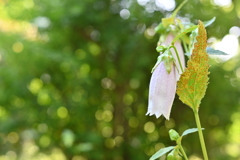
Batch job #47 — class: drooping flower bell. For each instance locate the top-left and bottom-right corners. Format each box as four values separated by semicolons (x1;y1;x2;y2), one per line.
146;34;185;119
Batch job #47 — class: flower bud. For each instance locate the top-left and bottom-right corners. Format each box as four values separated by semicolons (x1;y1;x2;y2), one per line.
176;155;182;160
169;129;180;141
167;150;175;160
167;149;182;160
156;45;167;53
161;52;174;74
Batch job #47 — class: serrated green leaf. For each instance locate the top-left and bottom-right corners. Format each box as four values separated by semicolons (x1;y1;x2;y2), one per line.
172;25;198;45
177;21;210;109
150;146;175;160
181;128;204;137
203;17;216;27
206;47;228;55
188;18;215;51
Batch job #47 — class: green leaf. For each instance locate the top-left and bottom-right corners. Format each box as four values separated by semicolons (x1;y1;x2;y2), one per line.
188;17;215;49
206;47;228;55
181;128;204;137
186;47;227;57
184;52;190;56
203;17;216;27
155;23;167;34
177;21;209;109
162;18;175;27
182;22;195;26
171;25;198;45
150;146;175;160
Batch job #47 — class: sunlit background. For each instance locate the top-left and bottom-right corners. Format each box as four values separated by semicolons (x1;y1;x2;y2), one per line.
0;0;240;160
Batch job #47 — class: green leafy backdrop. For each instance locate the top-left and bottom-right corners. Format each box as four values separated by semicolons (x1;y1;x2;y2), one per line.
0;0;240;159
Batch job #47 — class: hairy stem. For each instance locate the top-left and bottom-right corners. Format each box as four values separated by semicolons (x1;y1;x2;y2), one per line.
179;144;189;160
182;40;189;54
193;109;209;160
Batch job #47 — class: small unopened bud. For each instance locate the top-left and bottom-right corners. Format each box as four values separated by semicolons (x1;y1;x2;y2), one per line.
167;150;175;160
167;149;182;160
169;129;180;141
176;155;182;160
156;45;167;53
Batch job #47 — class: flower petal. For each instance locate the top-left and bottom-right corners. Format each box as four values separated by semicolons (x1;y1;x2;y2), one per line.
146;62;177;119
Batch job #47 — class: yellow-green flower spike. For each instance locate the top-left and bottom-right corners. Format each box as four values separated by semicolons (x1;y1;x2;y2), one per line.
176;21;210;110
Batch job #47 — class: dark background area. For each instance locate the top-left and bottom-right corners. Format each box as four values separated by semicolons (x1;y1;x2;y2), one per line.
0;0;240;159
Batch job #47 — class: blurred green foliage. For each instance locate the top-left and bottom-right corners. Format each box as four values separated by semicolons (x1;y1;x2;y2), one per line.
0;0;240;160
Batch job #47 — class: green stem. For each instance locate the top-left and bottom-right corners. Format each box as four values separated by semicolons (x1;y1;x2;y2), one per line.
171;45;184;73
179;144;189;160
193;109;209;160
182;40;189;54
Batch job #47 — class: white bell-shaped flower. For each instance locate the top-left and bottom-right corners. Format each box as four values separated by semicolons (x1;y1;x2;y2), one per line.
146;34;185;119
147;62;177;119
